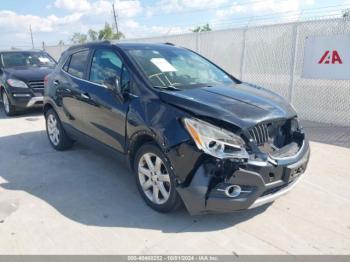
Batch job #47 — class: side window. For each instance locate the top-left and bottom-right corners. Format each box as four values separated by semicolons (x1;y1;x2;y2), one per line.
67;50;89;78
90;49;123;89
121;65;130;91
62;56;70;72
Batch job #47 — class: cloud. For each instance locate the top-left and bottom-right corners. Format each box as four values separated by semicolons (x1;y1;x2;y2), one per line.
146;0;228;16
0;9;89;48
54;0;91;12
53;0;142;18
0;0;146;47
0;10;83;34
213;0;316;24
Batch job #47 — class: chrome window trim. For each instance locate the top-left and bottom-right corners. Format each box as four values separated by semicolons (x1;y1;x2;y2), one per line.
61;68;109;89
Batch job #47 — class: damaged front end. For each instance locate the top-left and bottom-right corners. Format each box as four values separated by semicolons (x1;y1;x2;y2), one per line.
168;117;310;215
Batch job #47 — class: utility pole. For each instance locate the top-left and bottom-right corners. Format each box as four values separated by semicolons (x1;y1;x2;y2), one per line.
30;25;34;49
112;3;119;35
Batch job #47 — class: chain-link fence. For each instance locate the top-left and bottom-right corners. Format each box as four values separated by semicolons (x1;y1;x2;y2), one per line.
44;18;350;126
44;43;70;61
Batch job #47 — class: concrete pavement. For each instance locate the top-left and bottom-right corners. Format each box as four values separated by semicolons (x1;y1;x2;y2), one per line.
0;109;349;254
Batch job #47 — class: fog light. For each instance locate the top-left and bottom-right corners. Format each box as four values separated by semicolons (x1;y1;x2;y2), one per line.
225;185;242;198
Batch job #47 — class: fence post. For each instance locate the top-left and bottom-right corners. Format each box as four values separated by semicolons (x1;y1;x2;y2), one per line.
288;23;298;103
239;26;248;81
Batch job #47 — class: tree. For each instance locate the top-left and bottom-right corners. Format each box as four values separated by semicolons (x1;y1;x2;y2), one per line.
71;33;87;44
71;23;124;44
88;29;98;41
98;23;124;40
192;23;212;33
342;9;350;18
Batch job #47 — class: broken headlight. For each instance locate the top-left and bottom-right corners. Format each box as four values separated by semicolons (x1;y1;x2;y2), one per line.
183;118;249;159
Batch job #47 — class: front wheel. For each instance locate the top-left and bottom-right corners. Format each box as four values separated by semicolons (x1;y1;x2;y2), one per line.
1;90;16;116
45;109;74;151
134;143;182;213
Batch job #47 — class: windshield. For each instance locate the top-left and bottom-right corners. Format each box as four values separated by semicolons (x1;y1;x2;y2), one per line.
1;52;56;68
127;47;234;89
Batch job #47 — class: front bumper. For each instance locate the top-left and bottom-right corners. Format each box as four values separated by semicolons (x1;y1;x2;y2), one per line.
176;140;310;215
7;88;44;109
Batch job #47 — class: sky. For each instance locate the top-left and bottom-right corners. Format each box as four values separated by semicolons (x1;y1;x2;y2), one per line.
0;0;349;49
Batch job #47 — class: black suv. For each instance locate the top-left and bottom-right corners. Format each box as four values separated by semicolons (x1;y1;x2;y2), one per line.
0;50;56;116
44;42;310;215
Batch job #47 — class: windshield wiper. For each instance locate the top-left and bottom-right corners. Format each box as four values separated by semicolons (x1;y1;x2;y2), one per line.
153;85;180;91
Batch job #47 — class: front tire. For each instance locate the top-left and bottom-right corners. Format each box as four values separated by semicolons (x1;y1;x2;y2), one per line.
1;90;16;116
134;143;182;213
45;109;74;151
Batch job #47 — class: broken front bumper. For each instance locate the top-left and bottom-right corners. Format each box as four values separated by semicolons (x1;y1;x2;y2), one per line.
176;141;310;215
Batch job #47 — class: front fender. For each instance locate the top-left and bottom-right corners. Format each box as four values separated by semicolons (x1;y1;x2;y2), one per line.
126;95;200;181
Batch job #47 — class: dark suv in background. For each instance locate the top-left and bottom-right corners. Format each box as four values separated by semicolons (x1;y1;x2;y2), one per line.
44;41;310;215
0;50;56;116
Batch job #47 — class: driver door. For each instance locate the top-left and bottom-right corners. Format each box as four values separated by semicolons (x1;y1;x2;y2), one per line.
79;48;131;152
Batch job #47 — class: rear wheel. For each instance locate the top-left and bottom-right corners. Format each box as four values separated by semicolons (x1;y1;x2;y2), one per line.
45;109;74;150
134;143;182;213
1;90;16;116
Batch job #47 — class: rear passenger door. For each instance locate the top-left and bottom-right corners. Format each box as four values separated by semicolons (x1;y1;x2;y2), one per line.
78;48;131;152
55;49;90;132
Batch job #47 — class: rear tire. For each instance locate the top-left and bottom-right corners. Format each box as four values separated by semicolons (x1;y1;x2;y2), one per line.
134;143;182;213
1;90;16;116
45;109;74;151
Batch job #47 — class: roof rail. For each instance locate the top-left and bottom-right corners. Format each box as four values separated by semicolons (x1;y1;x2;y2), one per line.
67;40;111;51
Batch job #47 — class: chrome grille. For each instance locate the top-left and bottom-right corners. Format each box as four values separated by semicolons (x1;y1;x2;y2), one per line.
28;81;44;91
249;124;269;145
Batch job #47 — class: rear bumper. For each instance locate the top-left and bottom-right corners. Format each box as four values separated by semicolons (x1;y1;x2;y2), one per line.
176;141;310;215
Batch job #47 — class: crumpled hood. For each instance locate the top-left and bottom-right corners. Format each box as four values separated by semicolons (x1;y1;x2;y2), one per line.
3;66;54;82
159;83;297;129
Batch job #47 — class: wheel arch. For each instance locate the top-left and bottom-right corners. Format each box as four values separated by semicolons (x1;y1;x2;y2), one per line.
0;85;5;97
127;130;162;171
43;102;54;115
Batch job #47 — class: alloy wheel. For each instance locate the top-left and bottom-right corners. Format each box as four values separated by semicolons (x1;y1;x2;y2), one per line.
47;114;60;146
2;92;10;114
138;153;171;205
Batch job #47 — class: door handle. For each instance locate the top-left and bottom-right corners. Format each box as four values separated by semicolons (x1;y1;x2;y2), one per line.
53;80;60;86
81;93;91;100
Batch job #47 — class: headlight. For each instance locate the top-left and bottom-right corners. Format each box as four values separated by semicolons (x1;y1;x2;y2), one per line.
183;118;248;159
7;79;28;88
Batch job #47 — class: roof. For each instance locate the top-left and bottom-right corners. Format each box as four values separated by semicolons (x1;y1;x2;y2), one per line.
0;50;44;54
66;41;179;52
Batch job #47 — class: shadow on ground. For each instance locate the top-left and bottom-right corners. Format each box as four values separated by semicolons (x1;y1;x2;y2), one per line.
302;120;350;148
0;107;42;120
1;107;348;232
0;130;269;232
